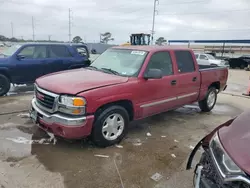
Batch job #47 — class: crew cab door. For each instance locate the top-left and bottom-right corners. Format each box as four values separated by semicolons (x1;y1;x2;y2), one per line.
137;51;179;117
44;45;76;74
12;45;47;83
173;50;200;105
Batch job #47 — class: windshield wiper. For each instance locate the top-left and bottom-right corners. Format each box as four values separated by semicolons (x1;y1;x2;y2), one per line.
101;68;120;75
85;65;98;70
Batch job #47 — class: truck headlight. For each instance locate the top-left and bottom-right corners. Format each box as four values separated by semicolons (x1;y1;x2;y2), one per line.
210;132;243;177
59;95;86;115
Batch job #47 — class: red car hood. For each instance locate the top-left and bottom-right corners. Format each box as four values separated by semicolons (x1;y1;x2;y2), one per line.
36;68;128;94
219;109;250;175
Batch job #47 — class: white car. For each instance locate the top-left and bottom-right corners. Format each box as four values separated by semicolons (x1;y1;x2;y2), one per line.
195;53;228;67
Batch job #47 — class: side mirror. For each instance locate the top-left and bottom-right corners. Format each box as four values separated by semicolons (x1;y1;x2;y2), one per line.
16;54;25;60
144;69;163;79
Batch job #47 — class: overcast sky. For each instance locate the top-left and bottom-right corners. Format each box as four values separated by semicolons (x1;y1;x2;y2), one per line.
0;0;250;44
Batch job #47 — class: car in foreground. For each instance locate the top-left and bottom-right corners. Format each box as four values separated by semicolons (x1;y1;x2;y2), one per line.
0;43;90;96
30;46;228;147
195;53;229;67
187;109;250;188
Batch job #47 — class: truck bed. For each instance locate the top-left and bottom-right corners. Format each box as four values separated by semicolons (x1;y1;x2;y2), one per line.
199;64;219;70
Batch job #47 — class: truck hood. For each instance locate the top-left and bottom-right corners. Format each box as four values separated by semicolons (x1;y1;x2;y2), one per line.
219;109;250;175
36;68;128;95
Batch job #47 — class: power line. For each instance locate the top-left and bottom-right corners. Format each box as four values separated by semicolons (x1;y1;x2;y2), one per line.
159;8;250;16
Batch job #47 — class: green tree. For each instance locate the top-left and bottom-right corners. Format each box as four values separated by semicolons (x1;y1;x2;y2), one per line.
72;36;83;43
100;32;114;44
155;37;167;46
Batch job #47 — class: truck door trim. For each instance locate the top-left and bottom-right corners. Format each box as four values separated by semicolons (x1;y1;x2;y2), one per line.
140;92;198;108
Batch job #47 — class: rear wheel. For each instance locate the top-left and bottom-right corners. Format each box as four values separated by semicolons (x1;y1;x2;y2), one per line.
199;87;217;112
0;74;10;96
91;105;129;147
240;64;245;69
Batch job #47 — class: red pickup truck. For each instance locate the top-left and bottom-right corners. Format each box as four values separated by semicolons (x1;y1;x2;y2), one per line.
30;46;228;147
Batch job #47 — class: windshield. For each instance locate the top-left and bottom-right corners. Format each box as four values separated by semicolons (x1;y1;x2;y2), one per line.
91;48;148;76
206;54;215;60
2;45;21;57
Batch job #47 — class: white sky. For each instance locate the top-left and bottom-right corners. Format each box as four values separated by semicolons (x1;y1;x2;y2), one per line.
0;0;250;44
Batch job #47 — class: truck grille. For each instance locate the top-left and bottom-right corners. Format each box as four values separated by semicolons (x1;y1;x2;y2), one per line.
35;86;56;110
200;151;250;188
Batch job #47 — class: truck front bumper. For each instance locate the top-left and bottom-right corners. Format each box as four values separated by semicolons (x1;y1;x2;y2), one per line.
30;98;94;139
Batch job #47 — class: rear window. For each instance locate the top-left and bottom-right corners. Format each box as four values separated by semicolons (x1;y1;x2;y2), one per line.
174;51;195;73
48;45;72;58
75;46;88;57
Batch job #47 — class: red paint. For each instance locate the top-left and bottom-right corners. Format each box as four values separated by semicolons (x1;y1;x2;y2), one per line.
39;115;94;139
219;109;250;175
35;46;228;139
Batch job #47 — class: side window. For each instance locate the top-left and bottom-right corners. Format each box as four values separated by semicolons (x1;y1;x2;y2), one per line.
200;54;208;60
48;45;72;58
146;51;173;76
18;46;47;59
175;51;195;73
76;46;88;57
195;54;199;59
18;46;35;58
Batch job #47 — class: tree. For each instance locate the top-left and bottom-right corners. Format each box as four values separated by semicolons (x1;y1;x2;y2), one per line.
72;36;83;43
155;37;167;46
100;32;114;44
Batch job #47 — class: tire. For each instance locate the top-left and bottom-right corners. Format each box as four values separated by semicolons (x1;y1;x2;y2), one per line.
199;87;217;112
0;74;10;96
91;105;129;147
240;64;245;69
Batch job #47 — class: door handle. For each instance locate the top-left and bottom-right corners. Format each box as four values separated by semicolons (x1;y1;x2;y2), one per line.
171;80;177;85
192;77;197;82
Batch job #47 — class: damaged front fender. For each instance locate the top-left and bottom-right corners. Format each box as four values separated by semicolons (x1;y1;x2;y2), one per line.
186;118;235;170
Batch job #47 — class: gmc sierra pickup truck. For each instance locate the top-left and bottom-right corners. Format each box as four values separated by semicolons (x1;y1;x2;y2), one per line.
30;46;228;147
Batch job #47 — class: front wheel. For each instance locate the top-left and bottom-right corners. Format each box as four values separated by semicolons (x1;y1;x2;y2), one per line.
199;87;217;112
0;74;11;96
91;105;129;147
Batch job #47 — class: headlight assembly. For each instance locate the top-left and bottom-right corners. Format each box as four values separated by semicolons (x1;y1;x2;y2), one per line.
210;132;244;177
59;95;86;115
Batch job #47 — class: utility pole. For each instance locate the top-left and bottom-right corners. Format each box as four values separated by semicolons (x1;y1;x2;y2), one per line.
151;0;159;45
32;16;35;41
68;8;72;43
11;22;14;38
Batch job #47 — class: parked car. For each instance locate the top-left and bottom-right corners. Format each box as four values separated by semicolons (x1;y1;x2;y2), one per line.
228;55;250;69
0;43;90;96
187;109;250;188
30;46;228;147
195;53;228;67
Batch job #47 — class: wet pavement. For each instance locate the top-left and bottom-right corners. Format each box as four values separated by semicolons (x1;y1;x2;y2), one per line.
0;93;248;188
0;69;249;188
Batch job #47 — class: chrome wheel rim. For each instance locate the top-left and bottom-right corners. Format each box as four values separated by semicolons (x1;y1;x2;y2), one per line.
102;113;125;141
207;91;216;108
